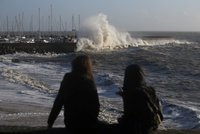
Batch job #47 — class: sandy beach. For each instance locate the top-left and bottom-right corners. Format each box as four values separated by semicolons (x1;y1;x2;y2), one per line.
0;101;199;134
0;100;64;127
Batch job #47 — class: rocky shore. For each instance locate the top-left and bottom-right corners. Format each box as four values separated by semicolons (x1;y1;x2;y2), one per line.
0;43;76;55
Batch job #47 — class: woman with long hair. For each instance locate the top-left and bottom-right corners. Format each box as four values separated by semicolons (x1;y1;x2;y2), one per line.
47;54;100;133
117;64;163;134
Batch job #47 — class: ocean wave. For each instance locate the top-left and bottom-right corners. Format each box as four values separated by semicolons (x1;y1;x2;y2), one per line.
162;99;200;129
95;71;200;129
1;68;54;93
76;13;196;51
95;72;122;98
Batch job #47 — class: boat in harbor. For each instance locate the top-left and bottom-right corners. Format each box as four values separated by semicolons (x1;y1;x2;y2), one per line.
0;31;78;55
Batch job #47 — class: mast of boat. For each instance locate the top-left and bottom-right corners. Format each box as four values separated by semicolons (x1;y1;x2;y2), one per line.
78;14;80;31
50;4;53;34
38;8;40;33
48;15;50;33
65;21;67;32
15;16;17;32
11;20;14;33
18;14;20;34
30;15;33;32
22;12;24;35
59;15;62;32
6;16;9;34
17;14;21;34
18;13;23;36
72;14;76;31
0;17;1;32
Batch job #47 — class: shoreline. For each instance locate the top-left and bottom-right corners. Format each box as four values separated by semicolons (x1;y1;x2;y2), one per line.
1;96;199;133
0;100;64;127
0;85;199;133
1;100;199;132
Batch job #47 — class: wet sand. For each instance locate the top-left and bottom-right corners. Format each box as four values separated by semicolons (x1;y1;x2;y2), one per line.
0;98;199;134
0;100;63;127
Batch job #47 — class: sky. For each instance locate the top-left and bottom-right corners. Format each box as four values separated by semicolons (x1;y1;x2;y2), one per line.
0;0;200;31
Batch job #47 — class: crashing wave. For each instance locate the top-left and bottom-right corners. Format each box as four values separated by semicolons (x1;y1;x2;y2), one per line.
76;13;195;51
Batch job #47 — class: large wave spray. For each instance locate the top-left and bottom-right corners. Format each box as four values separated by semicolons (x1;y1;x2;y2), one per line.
76;13;194;51
76;13;139;51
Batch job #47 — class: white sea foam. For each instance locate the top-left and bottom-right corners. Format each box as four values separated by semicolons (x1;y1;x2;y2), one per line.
161;99;200;129
76;13;195;51
0;53;68;93
0;112;49;120
76;13;136;51
0;46;199;128
1;68;53;92
95;71;200;129
11;52;66;58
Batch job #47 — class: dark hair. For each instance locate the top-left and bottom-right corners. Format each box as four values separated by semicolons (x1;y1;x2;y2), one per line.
123;64;145;90
72;54;94;80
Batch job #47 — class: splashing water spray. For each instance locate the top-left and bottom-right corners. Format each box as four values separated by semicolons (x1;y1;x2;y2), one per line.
76;13;191;52
76;13;142;51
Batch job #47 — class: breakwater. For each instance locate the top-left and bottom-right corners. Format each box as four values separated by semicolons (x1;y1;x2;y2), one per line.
0;43;77;55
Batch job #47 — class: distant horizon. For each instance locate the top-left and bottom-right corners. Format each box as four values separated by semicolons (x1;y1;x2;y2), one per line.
1;30;200;33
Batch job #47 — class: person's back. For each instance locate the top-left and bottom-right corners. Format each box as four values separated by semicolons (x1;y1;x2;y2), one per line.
62;72;99;130
122;86;153;120
47;55;100;134
118;64;163;134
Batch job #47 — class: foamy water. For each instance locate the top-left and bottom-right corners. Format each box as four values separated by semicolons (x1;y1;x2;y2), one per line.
0;14;200;129
0;50;200;129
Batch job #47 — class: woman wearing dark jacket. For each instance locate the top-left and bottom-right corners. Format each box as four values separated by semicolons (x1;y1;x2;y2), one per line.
47;55;100;133
117;64;163;134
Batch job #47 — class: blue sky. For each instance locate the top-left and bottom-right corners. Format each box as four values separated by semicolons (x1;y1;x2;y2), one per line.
0;0;200;31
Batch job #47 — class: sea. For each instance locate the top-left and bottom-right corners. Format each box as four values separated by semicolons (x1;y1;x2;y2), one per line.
0;14;200;130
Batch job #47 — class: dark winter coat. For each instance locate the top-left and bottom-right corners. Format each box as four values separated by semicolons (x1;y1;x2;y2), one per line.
119;85;163;133
48;72;100;129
